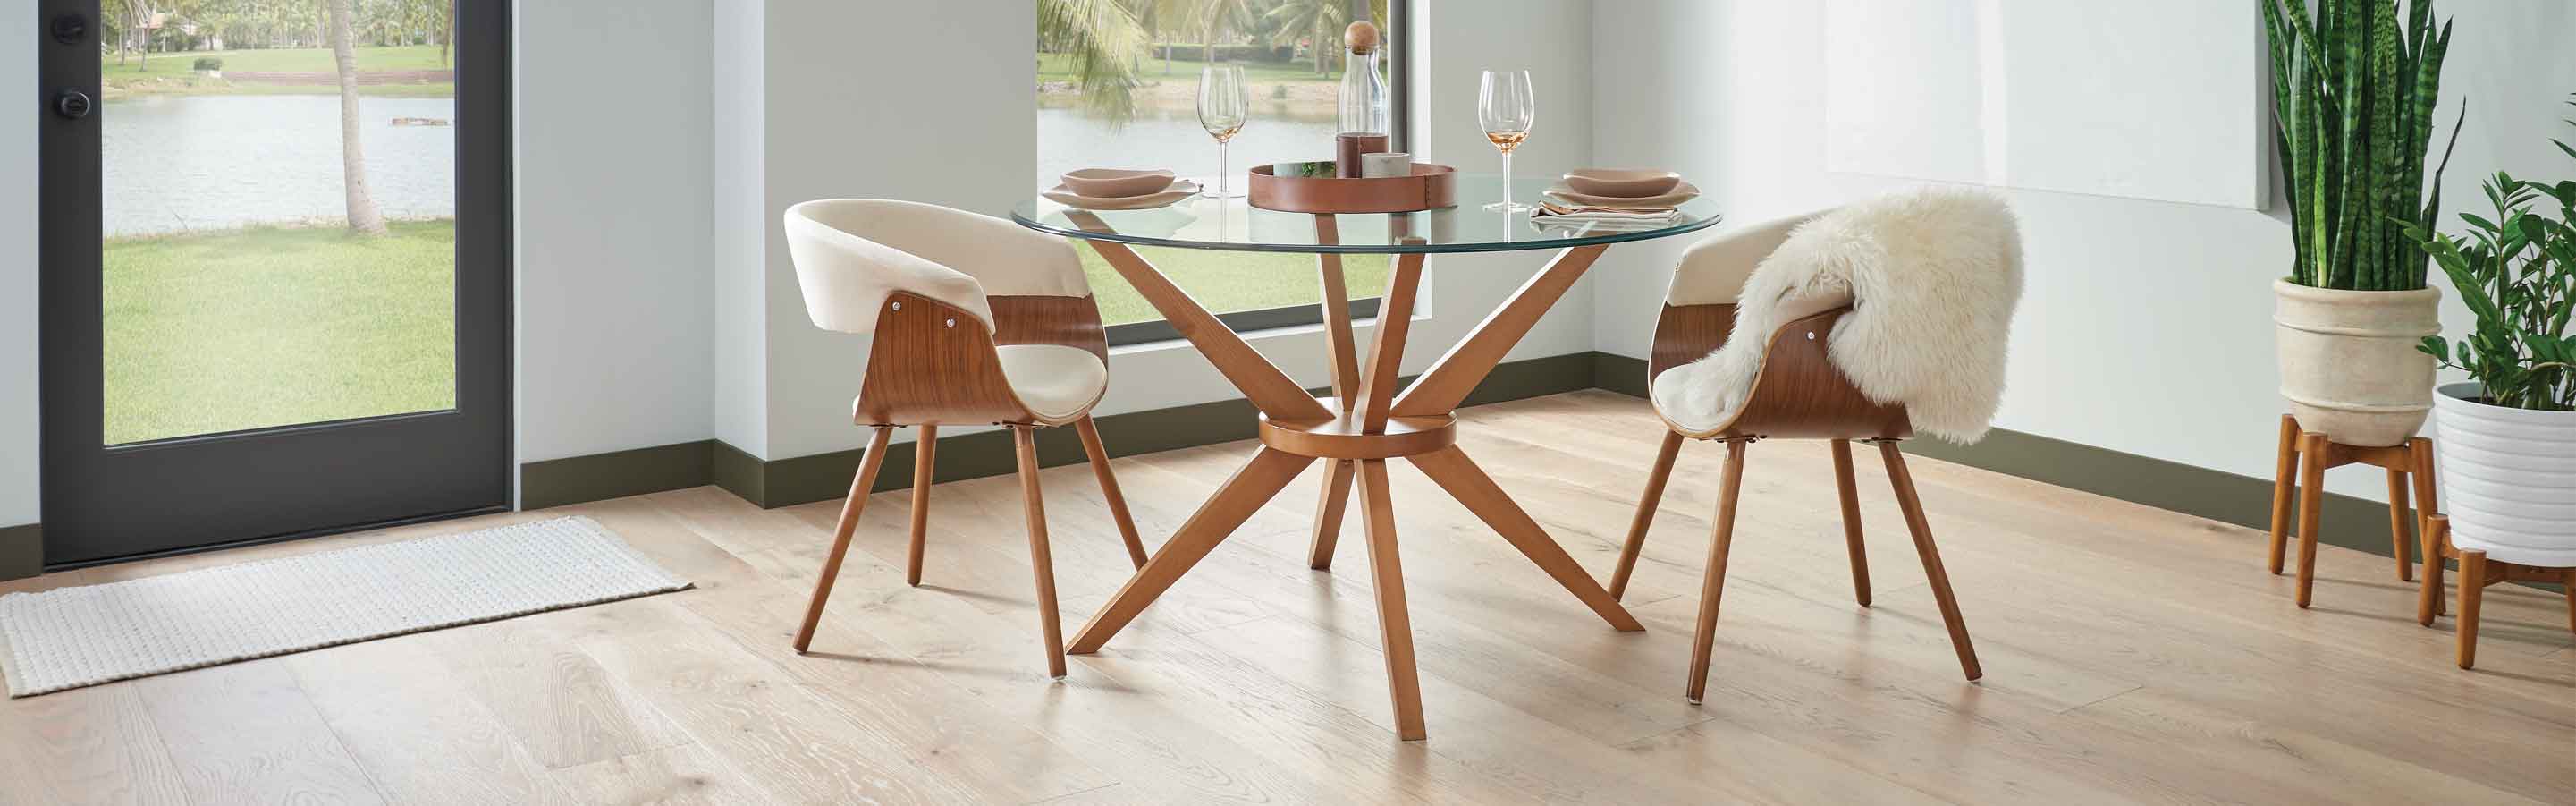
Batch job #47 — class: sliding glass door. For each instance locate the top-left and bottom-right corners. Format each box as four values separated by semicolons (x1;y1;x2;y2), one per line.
38;0;510;566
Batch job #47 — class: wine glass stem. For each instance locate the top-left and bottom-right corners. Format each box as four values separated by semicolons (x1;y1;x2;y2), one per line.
1218;140;1230;196
1502;151;1514;210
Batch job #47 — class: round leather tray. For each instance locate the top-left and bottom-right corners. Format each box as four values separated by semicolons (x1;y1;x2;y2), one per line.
1248;163;1457;214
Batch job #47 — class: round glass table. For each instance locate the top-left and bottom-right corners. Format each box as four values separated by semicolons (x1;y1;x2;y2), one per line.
1010;173;1721;741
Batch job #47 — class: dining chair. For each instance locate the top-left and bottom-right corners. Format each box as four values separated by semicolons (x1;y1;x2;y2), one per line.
781;199;1150;678
1610;192;2019;702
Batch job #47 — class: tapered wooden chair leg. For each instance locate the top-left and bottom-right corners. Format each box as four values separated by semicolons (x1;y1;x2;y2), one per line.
1830;438;1873;607
2268;414;2300;575
1074;417;1149;570
907;425;937;587
2294;432;2329;608
797;427;893;654
1013;428;1068;678
1685;439;1749;704
2385;467;2415;582
1309;460;1356;571
2456;550;2487;670
1610;431;1685;601
1879;441;1982;682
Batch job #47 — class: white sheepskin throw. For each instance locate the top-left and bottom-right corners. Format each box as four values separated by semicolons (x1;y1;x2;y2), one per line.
1650;188;2023;443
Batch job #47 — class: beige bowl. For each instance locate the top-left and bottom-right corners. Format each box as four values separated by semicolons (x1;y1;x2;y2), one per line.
1563;169;1682;198
1062;168;1176;199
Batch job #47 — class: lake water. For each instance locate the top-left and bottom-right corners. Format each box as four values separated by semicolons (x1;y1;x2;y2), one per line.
99;94;1323;237
1037;98;1339;190
104;95;456;237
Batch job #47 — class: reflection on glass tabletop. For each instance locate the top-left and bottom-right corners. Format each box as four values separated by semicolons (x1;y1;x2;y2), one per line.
1011;172;1722;255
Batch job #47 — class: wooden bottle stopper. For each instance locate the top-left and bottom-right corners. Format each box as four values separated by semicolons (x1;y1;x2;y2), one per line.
1346;21;1380;55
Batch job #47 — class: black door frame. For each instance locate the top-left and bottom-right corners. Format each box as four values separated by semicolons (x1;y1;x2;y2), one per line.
37;1;513;569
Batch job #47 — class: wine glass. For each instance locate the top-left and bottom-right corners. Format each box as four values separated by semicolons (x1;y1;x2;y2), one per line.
1479;70;1537;212
1198;64;1250;199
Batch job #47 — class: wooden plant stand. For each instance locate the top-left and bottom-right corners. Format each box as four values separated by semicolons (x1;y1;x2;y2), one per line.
2414;514;2576;669
2266;414;2435;608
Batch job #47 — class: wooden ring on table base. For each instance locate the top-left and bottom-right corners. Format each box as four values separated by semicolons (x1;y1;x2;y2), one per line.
1259;404;1457;460
2262;413;2437;609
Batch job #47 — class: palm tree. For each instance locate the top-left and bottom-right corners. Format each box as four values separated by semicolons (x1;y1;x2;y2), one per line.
327;0;387;235
1263;0;1346;75
1188;0;1262;64
104;0;157;66
1038;0;1149;125
1125;0;1193;75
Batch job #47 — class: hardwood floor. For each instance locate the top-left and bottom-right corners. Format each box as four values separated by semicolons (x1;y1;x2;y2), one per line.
4;390;2570;805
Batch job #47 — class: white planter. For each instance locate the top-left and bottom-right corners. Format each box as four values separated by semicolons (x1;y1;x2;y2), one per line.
2274;279;2440;446
2433;383;2576;567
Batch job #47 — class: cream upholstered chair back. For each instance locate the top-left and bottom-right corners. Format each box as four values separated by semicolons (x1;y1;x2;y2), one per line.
1663;209;1830;307
782;199;1091;338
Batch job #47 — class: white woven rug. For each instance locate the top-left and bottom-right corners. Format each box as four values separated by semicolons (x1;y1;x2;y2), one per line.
0;516;691;697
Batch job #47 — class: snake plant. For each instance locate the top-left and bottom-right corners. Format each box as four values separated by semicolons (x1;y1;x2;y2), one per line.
2261;0;2462;291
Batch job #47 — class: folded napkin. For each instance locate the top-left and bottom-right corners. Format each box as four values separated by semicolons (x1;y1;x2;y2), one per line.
1533;201;1683;228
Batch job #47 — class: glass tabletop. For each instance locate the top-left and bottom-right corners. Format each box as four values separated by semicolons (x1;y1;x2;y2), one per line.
1010;172;1721;255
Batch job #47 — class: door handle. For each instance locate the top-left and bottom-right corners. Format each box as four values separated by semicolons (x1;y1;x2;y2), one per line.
54;89;94;120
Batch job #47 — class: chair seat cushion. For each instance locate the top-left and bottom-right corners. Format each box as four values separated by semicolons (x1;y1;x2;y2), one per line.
995;344;1108;421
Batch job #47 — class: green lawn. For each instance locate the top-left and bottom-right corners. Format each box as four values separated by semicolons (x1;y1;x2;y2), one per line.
1078;245;1390;326
103;220;457;445
104;44;454;98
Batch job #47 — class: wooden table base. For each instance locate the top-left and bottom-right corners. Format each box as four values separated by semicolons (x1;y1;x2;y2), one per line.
1061;212;1643;741
2266;414;2436;609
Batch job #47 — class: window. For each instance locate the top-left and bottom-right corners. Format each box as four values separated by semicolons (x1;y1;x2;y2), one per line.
1037;0;1405;344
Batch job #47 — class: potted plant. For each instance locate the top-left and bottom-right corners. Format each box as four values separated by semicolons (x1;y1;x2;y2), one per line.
2262;0;2461;446
2410;98;2576;566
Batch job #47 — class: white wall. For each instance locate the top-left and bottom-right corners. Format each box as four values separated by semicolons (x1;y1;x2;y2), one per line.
710;0;768;459
1590;0;2576;504
1;12;37;529
515;0;716;471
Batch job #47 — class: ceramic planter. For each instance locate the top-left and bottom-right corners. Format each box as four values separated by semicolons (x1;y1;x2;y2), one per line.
2432;383;2576;566
2273;279;2441;446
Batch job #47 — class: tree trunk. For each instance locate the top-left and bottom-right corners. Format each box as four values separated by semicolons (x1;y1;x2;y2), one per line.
441;0;455;65
1315;23;1328;75
328;0;388;236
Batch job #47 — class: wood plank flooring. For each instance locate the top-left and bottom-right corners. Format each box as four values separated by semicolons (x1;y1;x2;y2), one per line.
4;391;2570;804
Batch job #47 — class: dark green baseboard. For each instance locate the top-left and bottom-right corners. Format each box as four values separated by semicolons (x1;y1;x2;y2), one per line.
520;440;716;510
0;523;40;581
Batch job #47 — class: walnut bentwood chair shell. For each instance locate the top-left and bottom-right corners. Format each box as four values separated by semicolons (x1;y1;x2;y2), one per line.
782;199;1150;678
1609;213;1984;703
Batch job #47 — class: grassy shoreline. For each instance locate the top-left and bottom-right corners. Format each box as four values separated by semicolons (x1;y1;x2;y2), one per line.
104;44;453;98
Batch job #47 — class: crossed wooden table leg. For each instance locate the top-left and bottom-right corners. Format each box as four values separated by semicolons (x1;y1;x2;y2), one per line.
1061;211;1643;741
